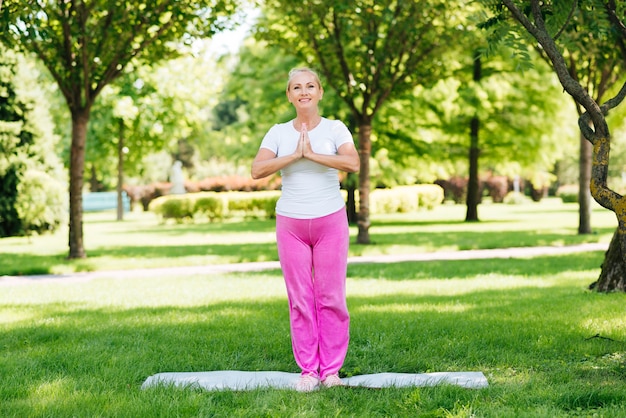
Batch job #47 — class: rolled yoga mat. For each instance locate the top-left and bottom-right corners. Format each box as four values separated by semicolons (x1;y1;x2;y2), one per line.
141;370;488;390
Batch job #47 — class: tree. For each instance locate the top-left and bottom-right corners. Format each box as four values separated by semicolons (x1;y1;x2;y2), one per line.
0;46;66;237
481;0;626;292
1;0;241;258
527;2;625;234
85;47;226;217
258;0;461;244
211;38;301;162
378;43;570;213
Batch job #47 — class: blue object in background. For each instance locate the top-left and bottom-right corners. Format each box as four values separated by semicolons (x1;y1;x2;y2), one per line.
83;192;131;212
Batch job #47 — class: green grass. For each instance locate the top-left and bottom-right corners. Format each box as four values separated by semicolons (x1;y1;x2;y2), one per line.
1;198;625;417
0;198;617;276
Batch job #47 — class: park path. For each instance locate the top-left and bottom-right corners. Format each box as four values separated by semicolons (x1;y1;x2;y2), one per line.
0;242;608;286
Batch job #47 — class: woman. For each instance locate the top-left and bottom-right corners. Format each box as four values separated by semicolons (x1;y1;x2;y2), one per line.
251;67;360;392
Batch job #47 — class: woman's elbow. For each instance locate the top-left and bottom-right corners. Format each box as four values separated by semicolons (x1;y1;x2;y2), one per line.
347;158;360;173
251;168;265;180
250;164;262;180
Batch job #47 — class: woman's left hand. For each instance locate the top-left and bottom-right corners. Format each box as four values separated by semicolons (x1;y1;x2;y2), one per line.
301;124;315;159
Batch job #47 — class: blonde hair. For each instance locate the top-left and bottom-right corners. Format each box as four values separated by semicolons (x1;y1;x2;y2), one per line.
286;67;323;90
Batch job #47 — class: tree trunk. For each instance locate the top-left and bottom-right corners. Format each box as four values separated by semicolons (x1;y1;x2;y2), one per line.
466;52;481;222
578;131;592;234
589;137;626;293
356;122;372;244
117;118;124;221
68;110;89;259
345;172;357;225
466;116;480;222
591;228;626;291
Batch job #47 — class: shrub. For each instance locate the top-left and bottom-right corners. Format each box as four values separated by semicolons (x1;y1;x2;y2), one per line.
227;191;280;219
194;194;226;221
370;185;444;214
556;185;578;203
418;184;445;209
150;195;195;223
149;185;443;223
150;191;280;223
435;177;467;204
503;191;530;205
16;169;67;235
483;176;509;203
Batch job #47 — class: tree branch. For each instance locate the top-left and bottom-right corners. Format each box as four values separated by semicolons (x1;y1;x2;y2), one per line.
553;1;578;41
604;0;626;59
502;0;606;139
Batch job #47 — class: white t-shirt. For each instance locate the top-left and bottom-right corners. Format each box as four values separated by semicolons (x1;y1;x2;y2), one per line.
259;117;354;219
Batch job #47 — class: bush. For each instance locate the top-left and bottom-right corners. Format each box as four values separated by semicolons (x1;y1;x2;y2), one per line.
0;165;21;237
483;176;509;203
503;191;530;205
16;169;67;235
556;185;578;203
149;185;443;223
150;191;280;223
435;177;467;204
151;196;195;223
194;195;226;221
370;184;444;214
225;192;277;219
417;184;445;209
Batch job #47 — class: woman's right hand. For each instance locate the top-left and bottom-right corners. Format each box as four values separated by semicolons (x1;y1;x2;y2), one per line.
294;123;307;159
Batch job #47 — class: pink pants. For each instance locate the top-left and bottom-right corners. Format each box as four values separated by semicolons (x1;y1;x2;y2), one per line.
276;208;350;380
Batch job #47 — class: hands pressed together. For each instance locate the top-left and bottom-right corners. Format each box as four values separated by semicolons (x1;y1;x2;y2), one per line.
293;123;314;161
252;120;359;180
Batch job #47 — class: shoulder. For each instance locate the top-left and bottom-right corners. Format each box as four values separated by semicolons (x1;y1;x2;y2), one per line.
322;117;350;133
321;118;352;140
321;117;345;127
275;120;295;131
264;121;293;138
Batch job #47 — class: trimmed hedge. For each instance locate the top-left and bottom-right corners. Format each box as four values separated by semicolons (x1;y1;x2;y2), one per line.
369;184;444;214
150;185;443;223
150;191;280;223
556;184;578;203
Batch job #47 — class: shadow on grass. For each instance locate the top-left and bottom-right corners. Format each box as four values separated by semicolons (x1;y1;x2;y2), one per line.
347;251;605;281
1;235;608;280
360;227;616;252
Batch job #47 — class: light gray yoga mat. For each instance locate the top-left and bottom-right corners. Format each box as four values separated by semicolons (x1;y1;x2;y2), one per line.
142;370;488;390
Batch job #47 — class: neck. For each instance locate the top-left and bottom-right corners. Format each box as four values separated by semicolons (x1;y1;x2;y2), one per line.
295;113;321;130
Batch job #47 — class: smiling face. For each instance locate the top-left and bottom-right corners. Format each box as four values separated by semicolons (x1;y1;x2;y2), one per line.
286;69;323;111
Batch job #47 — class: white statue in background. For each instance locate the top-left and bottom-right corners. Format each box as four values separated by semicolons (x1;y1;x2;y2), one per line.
169;160;186;194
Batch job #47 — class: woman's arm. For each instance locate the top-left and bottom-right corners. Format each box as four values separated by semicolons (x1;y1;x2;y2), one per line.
303;141;360;173
251;146;302;179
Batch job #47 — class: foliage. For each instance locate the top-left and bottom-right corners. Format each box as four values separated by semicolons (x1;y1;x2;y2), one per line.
557;184;579;203
502;190;530;204
0;0;245;258
209;38;301;162
257;0;466;243
149;185;445;223
149;190;281;222
85;44;233;189
477;0;626;291
479;0;626;233
0;47;66;237
0;0;244;100
401;51;574;181
258;0;459;119
368;185;444;213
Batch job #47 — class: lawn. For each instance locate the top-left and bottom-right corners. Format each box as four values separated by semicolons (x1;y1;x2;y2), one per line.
0;198;618;276
1;199;625;417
